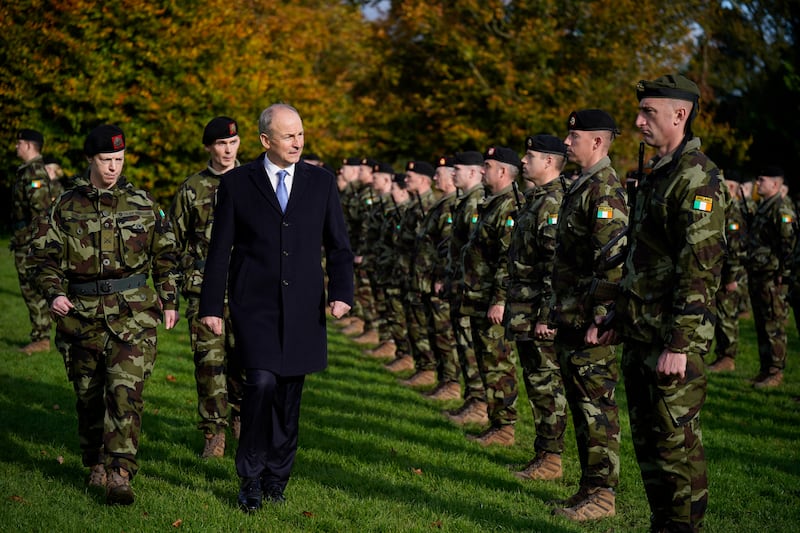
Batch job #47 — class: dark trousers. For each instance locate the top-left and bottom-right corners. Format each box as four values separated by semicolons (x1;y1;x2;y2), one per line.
236;368;305;490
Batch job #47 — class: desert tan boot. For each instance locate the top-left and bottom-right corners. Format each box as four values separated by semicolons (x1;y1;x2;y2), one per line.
106;467;134;506
753;371;783;389
707;356;735;372
201;432;226;458
366;340;396;360
424;381;461;401
353;329;380;345
19;339;50;355
341;318;365;336
446;399;489;426
552;487;615;521
384;354;414;373
400;369;436;387
86;463;107;488
467;424;515;447
514;451;562;480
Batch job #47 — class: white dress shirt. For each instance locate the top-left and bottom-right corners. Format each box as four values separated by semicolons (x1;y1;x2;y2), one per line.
263;156;295;197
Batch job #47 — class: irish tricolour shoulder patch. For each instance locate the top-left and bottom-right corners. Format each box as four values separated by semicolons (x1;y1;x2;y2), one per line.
596;206;613;219
693;195;713;212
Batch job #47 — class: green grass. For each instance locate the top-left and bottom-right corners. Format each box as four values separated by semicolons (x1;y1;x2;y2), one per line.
1;238;799;532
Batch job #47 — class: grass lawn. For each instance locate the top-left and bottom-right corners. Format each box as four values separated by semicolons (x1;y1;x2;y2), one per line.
1;237;799;532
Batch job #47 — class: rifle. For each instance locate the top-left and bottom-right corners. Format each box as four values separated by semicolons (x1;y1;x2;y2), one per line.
511;180;524;219
737;184;754;228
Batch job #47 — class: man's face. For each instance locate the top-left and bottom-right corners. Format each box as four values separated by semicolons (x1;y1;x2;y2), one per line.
453;164;477;189
88;150;125;190
15;140;33;160
521;151;547;187
635;98;676;149
390;182;408;203
404;171;426;193
206;136;240;173
434;167;455;192
756;175;782;199
563;130;594;168
372;172;392;194
482;160;502;193
358;165;373;184
260;108;304;167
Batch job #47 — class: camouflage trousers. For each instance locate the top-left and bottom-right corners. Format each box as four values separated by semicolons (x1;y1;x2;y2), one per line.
714;284;743;359
354;264;377;330
516;339;567;454
429;294;459;383
186;298;243;435
367;271;390;342
748;275;788;373
622;340;708;532
468;314;518;426
55;318;157;477
14;246;52;342
452;311;486;403
384;286;411;356
555;332;620;488
407;292;435;370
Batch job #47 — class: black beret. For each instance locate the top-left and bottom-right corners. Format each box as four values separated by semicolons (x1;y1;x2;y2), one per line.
636;74;700;102
342;157;361;166
525;135;567;156
42;154;61;166
202;116;238;146
392;172;408;187
759;166;785;178
567;109;619;134
18;129;44;146
361;157;378;168
84;125;125;156
373;161;395;174
436;155;456;168
406;160;435;178
454;151;484;166
303;152;321;162
484;146;521;167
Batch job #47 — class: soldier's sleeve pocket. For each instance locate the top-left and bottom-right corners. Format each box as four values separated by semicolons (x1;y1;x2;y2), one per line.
685;215;722;271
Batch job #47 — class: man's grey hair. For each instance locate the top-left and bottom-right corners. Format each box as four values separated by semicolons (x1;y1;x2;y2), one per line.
259;103;301;136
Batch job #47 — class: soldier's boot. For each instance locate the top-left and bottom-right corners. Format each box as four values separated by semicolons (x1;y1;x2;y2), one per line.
467;424;515;447
106;467;135;506
353;329;380;345
753;370;783;389
707;356;735;372
446;399;489;426
335;316;356;328
514;451;563;481
552;487;615;521
341;318;365;336
383;354;414;373
19;339;50;355
365;340;396;360
424;381;461;401
201;432;226;459
86;464;107;488
400;370;436;388
231;416;241;440
548;485;591;507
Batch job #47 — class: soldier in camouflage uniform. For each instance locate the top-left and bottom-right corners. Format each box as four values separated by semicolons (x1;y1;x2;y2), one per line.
337;157;366;332
444;151;487;423
169;117;244;459
380;173;416;372
549;110;627;521
707;175;748;373
351;158;382;344
505;135;568;481
608;75;728;532
30;125;180;506
422;157;461;400
452;146;520;447
745;166;796;388
11;129;63;354
399;160;439;387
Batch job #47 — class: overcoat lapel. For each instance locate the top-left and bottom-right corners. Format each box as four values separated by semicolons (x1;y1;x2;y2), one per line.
249;155;282;213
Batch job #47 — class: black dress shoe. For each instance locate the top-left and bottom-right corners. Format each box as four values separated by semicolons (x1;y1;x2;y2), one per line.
263;484;286;504
237;477;262;513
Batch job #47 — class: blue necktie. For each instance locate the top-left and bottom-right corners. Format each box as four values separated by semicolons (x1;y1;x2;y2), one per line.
276;170;289;212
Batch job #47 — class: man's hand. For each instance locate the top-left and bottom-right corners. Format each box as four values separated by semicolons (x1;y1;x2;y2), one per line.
657;349;687;379
330;300;351;319
200;316;223;336
164;309;179;330
725;281;738;292
50;295;74;317
534;322;555;340
487;304;504;325
353;255;363;265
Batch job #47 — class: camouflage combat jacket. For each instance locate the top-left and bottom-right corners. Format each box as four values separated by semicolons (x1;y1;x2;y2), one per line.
722;187;747;286
445;184;484;300
373;199;411;287
550;157;628;329
745;191;796;280
341;180;364;245
411;191;457;294
11;155;64;249
506;179;564;328
31;174;179;343
618;138;727;354
359;192;390;269
398;189;440;294
169;163;235;299
459;184;516;315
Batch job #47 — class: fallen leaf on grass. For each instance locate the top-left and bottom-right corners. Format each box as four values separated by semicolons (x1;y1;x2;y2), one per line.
302;511;315;517
166;375;177;382
172;519;182;527
57;456;64;464
40;450;47;456
431;520;443;528
52;404;60;410
10;495;26;503
411;468;423;475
